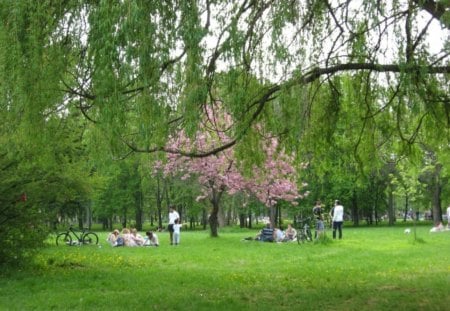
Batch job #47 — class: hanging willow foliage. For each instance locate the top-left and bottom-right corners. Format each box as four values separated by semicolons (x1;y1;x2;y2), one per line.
0;0;449;166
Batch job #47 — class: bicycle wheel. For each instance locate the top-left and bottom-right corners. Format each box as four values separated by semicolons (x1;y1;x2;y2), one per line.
56;232;72;246
82;232;98;245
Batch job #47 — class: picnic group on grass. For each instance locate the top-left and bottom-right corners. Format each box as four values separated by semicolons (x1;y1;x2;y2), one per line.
106;202;450;247
107;206;182;247
250;199;345;242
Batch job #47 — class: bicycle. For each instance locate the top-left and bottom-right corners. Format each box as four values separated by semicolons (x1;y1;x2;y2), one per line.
56;225;99;246
297;217;313;244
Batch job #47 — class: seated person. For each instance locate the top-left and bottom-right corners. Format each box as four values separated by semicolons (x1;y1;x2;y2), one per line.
144;231;159;246
430;222;444;233
107;229;120;246
131;228;145;246
284;224;297;241
256;224;274;242
122;228;138;247
274;227;285;242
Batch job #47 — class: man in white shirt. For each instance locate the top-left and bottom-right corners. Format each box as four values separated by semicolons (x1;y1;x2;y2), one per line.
332;200;344;239
447;205;450;230
168;206;180;245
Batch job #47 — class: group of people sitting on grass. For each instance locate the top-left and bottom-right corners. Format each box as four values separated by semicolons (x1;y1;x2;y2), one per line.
107;228;159;247
251;223;298;243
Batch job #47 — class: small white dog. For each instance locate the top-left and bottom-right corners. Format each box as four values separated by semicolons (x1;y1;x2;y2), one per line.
404;228;411;234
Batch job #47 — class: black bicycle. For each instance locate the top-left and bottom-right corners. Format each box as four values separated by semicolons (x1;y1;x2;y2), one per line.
56;226;99;246
297;217;313;244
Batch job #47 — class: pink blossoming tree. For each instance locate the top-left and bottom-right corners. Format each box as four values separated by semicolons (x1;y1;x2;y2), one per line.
161;103;305;236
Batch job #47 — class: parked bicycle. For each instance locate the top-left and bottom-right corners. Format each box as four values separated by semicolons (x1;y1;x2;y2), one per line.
297;217;313;244
56;226;99;246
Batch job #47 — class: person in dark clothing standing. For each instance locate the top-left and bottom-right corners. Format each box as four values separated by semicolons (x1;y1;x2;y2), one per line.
313;200;324;239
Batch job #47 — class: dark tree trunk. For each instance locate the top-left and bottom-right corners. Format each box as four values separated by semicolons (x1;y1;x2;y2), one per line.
135;188;143;231
431;164;443;225
276;205;282;228
209;202;219;237
351;192;359;226
388;186;395;226
85;203;92;230
77;202;84;229
202;208;207;230
101;218;108;230
403;195;409;222
208;185;224;237
239;213;246;228
155;175;164;230
269;205;276;229
121;213;127;228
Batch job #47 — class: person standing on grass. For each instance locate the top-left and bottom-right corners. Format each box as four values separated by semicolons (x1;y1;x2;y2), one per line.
168;206;180;245
332;200;344;240
446;204;450;230
173;218;182;245
313;200;324;239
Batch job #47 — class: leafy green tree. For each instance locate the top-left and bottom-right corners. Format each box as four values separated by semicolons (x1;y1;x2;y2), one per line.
2;1;447;158
0;1;449;258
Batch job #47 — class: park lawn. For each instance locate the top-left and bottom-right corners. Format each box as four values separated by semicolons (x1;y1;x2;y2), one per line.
0;226;449;311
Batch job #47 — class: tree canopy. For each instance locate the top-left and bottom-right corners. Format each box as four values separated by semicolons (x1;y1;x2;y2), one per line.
1;0;448;160
0;1;449;261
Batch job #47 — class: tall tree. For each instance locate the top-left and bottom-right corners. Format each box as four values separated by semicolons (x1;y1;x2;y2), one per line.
161;104;302;236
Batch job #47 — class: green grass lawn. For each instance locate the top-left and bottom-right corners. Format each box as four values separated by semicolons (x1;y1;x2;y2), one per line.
1;226;449;311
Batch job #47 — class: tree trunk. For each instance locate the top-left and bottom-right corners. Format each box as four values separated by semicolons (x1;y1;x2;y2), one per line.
239;213;245;228
208;186;224;237
155;175;163;230
209;200;219;237
85;203;92;229
351;191;359;226
202;208;207;230
269;205;276;228
403;195;409;222
388;186;395;226
275;205;282;228
135;182;143;231
121;213;127;228
431;164;443;225
76;202;84;229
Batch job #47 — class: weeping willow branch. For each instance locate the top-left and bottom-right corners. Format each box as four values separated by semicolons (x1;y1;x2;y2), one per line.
298;63;450;84
119;61;449;158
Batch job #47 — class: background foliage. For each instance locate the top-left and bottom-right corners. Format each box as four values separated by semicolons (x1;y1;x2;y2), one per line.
0;1;449;265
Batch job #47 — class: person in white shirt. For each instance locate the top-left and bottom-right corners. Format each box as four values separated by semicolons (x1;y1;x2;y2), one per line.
274;227;285;242
168;206;180;245
173;218;182;245
331;200;344;240
144;231;159;246
446;205;450;230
